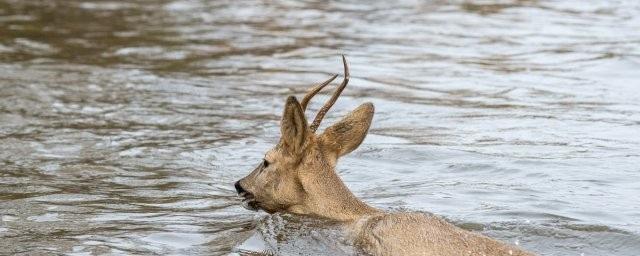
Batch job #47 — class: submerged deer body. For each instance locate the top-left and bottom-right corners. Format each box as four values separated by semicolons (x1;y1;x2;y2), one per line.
235;56;533;256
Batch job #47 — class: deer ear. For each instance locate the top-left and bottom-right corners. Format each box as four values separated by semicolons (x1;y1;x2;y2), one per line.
319;102;374;157
280;96;309;154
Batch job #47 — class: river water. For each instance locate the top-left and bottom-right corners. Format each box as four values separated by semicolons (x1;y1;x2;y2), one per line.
1;0;639;255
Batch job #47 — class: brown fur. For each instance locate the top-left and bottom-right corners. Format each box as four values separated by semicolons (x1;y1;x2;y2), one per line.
235;58;534;256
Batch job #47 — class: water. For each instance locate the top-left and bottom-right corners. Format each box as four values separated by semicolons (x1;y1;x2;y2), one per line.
1;0;639;255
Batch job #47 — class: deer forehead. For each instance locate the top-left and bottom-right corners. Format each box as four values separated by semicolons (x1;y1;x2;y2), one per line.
265;150;278;161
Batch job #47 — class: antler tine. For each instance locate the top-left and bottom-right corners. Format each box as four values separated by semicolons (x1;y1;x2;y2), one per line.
300;74;338;112
309;55;350;133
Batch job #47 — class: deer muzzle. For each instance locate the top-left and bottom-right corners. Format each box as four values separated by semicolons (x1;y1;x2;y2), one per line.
234;180;259;211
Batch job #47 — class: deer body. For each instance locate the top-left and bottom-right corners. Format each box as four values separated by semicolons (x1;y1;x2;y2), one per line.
350;212;532;256
235;56;533;256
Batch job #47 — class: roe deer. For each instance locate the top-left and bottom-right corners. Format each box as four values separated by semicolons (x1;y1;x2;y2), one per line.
235;56;534;256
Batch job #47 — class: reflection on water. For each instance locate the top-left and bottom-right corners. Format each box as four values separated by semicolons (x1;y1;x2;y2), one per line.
1;0;640;255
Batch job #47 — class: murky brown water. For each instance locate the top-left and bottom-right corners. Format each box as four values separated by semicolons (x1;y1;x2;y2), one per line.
1;0;640;255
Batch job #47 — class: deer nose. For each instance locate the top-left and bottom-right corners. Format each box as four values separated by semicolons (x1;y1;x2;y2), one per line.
234;181;246;194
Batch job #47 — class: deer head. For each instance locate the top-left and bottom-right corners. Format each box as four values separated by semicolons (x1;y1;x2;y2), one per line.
235;56;379;221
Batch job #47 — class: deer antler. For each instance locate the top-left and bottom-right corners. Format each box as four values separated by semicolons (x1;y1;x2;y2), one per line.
300;74;338;112
309;55;350;133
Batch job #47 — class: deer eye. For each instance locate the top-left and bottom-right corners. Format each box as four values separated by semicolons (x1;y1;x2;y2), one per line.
262;159;270;168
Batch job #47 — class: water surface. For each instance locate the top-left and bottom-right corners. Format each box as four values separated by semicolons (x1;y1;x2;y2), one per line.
1;0;640;255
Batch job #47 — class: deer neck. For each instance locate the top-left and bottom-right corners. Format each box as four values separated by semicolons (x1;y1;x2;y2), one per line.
297;165;381;222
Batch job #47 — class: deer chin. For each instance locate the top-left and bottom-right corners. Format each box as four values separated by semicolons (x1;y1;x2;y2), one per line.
238;191;260;211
